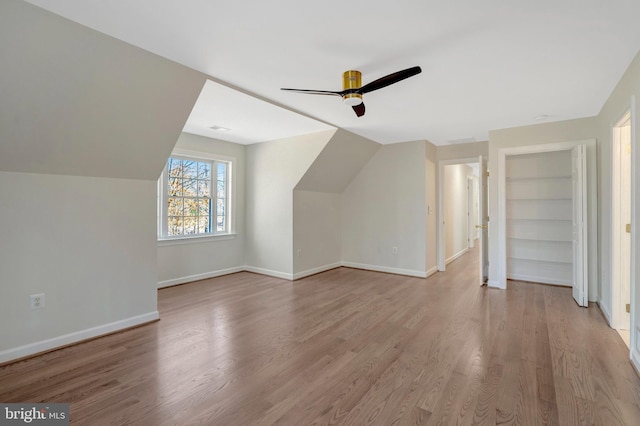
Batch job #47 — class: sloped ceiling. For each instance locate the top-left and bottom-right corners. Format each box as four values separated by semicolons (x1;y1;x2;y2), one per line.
0;0;205;179
295;129;381;193
21;0;640;145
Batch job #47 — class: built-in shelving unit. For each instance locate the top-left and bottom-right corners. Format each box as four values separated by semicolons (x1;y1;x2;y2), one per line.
505;151;573;286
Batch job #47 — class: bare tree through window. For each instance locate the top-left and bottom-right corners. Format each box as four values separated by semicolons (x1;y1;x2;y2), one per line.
162;156;229;237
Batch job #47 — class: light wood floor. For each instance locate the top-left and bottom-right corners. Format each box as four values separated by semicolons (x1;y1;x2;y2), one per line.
2;249;640;425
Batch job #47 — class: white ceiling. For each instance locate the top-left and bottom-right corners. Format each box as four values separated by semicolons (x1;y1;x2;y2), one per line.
183;80;335;144
25;0;640;145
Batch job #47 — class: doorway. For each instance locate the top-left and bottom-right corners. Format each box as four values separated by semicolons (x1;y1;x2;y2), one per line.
504;150;574;287
496;139;597;307
437;156;488;285
612;110;632;348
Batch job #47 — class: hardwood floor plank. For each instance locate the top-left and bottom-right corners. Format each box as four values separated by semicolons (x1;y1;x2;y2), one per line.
1;248;639;425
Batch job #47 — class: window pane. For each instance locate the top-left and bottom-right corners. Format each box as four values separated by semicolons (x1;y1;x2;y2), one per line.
198;180;210;197
217;198;225;216
182;177;197;196
183;198;198;217
217;215;225;232
198;162;211;180
217;163;227;199
168;197;184;216
168;158;182;177
168;217;183;236
168;177;182;196
198;216;210;234
217;162;227;179
183;217;197;235
217;179;226;199
197;198;210;217
183;160;197;179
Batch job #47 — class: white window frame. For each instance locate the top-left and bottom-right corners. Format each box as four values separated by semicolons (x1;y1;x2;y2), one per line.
158;148;235;244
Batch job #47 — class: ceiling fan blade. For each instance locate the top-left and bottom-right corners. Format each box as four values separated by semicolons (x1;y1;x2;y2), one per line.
358;66;422;94
280;88;342;96
352;103;365;117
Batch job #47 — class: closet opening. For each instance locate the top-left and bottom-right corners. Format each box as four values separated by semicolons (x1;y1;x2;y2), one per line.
496;140;596;307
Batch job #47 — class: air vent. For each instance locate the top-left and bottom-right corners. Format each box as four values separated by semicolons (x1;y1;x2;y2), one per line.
447;137;476;145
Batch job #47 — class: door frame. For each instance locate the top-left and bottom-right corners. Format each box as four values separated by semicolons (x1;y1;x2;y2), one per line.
495;139;597;290
467;175;477;249
437;157;480;271
612;107;633;331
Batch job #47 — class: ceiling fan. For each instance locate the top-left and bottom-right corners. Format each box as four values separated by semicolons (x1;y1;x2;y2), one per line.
281;66;422;117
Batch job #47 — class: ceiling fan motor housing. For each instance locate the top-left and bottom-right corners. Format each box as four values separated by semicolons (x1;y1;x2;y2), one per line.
342;70;363;106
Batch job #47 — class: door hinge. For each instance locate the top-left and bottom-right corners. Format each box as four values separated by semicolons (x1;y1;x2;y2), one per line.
485;171;490;177
626;223;631;233
626;303;631;313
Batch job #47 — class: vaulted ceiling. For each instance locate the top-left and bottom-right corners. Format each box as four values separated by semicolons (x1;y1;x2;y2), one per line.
24;0;640;145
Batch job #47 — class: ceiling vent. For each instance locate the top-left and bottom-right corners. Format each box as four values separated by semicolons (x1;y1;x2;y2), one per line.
447;137;476;145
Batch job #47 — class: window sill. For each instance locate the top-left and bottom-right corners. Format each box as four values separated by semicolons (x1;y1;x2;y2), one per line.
157;233;237;247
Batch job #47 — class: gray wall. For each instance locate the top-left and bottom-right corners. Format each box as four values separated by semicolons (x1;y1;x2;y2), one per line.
342;141;428;277
0;1;204;362
157;133;246;287
245;130;335;278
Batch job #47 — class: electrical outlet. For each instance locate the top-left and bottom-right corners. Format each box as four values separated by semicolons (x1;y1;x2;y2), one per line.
296;249;301;257
392;246;398;255
30;293;45;310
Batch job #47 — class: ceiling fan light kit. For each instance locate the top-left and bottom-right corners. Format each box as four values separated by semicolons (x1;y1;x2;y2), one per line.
281;66;421;117
342;70;363;106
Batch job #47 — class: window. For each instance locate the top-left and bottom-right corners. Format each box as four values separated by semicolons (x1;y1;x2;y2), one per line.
158;153;231;239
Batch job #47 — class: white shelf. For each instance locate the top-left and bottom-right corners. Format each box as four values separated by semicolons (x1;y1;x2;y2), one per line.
507;258;573;286
506;175;571;181
507;199;572;220
507;218;572;223
505;150;573;285
507;239;572;263
506;178;571;200
507;257;572;266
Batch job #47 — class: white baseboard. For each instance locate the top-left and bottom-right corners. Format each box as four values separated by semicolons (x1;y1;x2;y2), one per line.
159;259;440;283
487;279;506;289
425;266;438;278
341;261;427;278
507;273;572;287
244;265;293;280
158;266;244;288
293;262;342;280
446;248;468;265
0;311;159;364
159;261;442;285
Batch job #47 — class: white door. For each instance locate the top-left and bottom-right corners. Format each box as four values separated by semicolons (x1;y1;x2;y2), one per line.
478;155;489;285
572;145;588;307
